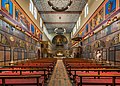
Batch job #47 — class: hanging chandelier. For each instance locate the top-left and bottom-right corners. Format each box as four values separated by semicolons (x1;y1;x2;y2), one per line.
48;0;73;12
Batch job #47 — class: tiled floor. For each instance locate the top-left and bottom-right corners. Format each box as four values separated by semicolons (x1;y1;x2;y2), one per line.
48;60;72;86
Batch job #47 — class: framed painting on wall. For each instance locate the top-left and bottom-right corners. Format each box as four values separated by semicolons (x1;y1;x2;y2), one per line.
1;0;13;16
15;7;30;31
31;24;35;35
105;0;116;16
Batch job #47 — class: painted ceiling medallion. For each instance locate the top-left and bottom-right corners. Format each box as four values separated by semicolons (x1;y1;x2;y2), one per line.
48;0;72;12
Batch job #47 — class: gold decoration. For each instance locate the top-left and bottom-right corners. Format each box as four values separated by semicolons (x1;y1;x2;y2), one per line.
10;36;14;42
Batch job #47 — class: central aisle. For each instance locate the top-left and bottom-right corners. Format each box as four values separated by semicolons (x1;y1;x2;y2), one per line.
48;59;72;86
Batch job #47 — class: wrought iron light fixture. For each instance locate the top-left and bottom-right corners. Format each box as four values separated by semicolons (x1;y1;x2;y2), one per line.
48;0;73;12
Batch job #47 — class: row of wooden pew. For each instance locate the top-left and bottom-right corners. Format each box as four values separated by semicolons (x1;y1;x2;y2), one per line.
0;58;57;86
63;58;120;86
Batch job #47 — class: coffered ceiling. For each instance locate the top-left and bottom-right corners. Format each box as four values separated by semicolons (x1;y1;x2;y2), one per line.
33;0;88;33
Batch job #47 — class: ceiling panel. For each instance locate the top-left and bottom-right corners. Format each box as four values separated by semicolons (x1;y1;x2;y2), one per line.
33;0;87;33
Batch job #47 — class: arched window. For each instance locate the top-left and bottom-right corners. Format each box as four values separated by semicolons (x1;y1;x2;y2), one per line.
34;7;37;19
84;3;88;17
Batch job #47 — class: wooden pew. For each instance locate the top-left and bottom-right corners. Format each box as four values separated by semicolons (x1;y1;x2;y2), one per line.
77;74;120;86
0;75;42;86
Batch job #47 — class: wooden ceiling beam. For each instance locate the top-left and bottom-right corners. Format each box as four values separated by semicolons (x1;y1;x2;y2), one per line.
39;11;82;14
44;22;76;24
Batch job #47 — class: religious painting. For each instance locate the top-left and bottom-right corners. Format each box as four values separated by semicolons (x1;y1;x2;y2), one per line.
97;7;104;24
111;20;120;33
94;15;98;26
92;18;96;29
15;7;30;31
81;30;85;37
105;0;116;15
35;29;39;38
111;34;120;45
94;40;105;49
1;0;13;16
89;20;92;30
86;24;89;33
1;35;7;45
106;25;112;35
52;35;68;46
30;24;35;35
20;40;25;48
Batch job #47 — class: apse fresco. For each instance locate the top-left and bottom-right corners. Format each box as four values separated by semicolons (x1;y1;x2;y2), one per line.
15;8;30;31
105;0;116;15
1;0;13;16
52;35;68;45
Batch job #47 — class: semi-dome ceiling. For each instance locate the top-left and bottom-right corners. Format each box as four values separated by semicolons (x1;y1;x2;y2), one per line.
52;35;68;46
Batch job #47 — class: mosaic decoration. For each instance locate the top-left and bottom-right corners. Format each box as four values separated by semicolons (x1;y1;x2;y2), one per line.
105;0;116;15
15;7;30;31
1;0;13;16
